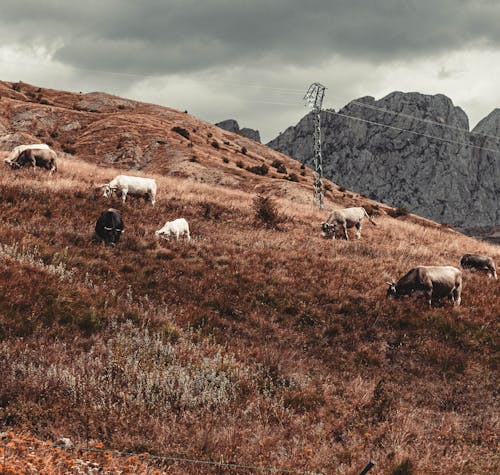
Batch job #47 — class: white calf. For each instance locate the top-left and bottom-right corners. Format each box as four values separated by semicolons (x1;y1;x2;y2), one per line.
155;218;191;240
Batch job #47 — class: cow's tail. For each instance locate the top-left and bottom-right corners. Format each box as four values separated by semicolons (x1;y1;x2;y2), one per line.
364;208;377;226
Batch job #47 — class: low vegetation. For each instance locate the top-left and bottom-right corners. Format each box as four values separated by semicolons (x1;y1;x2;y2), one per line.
0;153;498;474
171;126;190;140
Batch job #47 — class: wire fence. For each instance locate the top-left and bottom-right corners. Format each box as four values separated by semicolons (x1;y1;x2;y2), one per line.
1;433;376;475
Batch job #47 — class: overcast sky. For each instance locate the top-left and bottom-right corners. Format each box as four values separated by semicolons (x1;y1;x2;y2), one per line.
1;0;500;142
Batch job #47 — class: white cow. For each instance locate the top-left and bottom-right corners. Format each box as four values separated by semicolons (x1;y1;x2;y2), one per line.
5;143;50;166
155;218;191;240
321;206;376;240
102;175;157;206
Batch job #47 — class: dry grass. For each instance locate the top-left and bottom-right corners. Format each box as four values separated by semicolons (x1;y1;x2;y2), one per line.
0;156;498;474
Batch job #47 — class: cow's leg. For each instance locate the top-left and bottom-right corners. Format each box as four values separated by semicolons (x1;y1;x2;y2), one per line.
343;223;349;240
355;221;362;239
150;193;156;207
452;283;462;306
424;286;433;307
122;190;127;203
185;230;191;240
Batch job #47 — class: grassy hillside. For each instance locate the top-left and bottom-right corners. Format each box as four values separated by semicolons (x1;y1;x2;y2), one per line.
0;82;498;474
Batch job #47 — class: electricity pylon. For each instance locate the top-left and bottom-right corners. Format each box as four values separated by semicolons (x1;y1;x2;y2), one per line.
304;82;326;209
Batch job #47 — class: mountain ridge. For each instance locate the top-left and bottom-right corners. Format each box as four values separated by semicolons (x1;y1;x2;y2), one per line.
267;91;500;229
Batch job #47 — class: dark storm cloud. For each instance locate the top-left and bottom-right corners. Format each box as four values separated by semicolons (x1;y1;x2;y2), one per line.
1;0;500;76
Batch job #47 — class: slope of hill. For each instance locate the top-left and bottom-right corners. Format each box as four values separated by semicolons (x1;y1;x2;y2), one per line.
0;81;499;474
267;92;500;229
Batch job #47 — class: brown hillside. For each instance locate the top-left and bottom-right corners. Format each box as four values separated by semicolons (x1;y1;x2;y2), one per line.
0;81;499;474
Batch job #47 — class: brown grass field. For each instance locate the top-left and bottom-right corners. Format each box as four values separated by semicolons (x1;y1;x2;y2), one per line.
0;81;499;474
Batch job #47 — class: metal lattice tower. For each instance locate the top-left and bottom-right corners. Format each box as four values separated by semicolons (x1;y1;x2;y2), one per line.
304;82;326;209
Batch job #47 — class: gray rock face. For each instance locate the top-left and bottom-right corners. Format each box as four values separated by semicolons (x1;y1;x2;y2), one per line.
216;119;261;143
267;92;500;227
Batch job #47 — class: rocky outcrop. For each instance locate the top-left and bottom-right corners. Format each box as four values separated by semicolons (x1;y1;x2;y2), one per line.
268;92;500;228
216;119;261;143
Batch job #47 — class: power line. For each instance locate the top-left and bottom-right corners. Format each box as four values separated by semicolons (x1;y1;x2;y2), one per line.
3;56;499;154
0;58;305;95
348;99;500;142
323;109;500;155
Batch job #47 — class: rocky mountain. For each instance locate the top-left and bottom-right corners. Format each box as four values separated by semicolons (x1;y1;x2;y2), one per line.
268;92;500;228
216;118;261;142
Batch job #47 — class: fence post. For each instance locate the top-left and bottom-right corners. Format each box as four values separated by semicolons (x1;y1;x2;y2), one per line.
358;460;375;475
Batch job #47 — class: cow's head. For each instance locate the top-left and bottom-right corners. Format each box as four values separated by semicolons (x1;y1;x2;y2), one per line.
103;226;123;245
4;159;19;169
155;228;168;239
386;281;397;298
321;222;335;239
102;184;117;198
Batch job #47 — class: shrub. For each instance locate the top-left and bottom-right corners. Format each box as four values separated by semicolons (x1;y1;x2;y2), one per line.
271;160;287;174
389;207;410;218
189;155;199;162
172;126;190;140
253;194;285;229
61;145;77;155
241;146;247;155
247;164;268;176
391;458;415;475
12;82;21;91
286;173;299;182
211;140;220;149
222;157;229;163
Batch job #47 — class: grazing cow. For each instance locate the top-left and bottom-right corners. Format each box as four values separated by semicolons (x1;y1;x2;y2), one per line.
321;207;376;240
95;209;124;245
460;254;497;279
155;218;190;240
386;266;462;306
9;148;57;174
102;175;157;206
5;143;50;166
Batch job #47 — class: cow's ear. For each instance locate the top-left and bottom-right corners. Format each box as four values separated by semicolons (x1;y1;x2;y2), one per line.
386;281;394;286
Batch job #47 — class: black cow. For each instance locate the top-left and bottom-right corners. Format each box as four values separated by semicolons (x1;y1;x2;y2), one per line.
95;208;124;245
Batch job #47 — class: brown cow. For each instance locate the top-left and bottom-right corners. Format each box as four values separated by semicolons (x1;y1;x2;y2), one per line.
386;265;462;306
9;148;57;174
460;254;497;279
